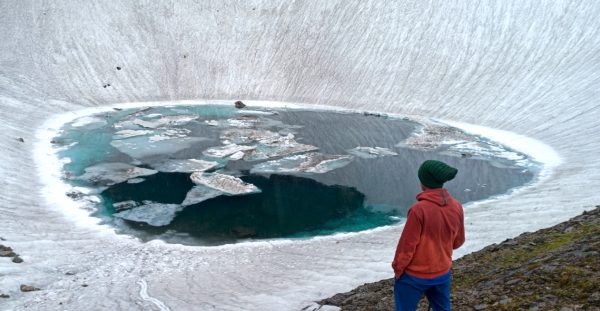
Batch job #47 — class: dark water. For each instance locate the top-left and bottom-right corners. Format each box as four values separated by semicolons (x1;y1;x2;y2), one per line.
55;104;537;245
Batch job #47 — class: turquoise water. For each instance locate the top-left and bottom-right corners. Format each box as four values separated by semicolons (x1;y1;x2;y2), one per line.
55;104;537;245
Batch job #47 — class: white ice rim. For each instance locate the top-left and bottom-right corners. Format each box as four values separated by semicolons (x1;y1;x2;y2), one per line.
34;99;563;250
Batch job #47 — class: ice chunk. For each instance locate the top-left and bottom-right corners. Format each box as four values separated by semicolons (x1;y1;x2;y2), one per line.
181;185;223;206
127;178;145;184
347;146;398;159
190;172;261;195
148;128;191;142
203;144;256;158
151;159;220;173
77;162;157;186
113;129;154;139
132;115;198;129
205;120;220;126
228;151;246;161
220;129;281;145
113;202;183;226
251;153;353;174
112;200;139;211
111;136;208;159
243;134;319;161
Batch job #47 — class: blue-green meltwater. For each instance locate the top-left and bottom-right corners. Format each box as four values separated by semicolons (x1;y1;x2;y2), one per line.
54;103;537;245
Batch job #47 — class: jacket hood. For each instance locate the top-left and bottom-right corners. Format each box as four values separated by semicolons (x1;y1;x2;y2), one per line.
416;188;451;206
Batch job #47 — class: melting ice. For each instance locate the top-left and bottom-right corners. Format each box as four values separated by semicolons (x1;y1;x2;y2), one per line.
55;104;538;244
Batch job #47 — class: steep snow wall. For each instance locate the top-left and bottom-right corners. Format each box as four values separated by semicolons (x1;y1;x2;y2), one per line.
1;1;599;310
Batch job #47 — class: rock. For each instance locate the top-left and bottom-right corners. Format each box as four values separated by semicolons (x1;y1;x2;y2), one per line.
16;137;24;142
12;255;23;263
116;66;121;70
0;294;9;298
506;278;521;285
113;107;123;111
0;244;12;251
82;284;88;287
0;250;16;257
588;292;600;303
0;237;5;241
65;271;76;276
20;285;40;292
473;304;488;310
234;100;246;109
232;226;257;239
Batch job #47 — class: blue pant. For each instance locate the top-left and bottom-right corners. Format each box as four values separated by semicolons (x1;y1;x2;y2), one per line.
394;273;451;311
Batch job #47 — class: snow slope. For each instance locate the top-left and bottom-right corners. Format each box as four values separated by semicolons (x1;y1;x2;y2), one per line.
1;1;599;310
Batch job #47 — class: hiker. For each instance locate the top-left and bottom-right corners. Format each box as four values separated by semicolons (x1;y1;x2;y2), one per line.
392;160;465;311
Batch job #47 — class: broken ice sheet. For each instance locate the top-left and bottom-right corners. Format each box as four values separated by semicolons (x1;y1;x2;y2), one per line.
113;129;154;139
250;152;353;174
190;172;261;195
151;159;220;173
220;128;281;145
113;202;183;226
243;134;319;161
347;147;398;159
111;135;208;159
132;115;199;129
76;162;157;186
203;144;256;158
181;185;223;206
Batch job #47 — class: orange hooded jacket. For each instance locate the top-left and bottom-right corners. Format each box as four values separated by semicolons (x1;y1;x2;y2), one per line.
392;188;465;279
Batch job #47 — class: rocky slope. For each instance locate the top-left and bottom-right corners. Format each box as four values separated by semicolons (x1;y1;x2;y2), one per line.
320;206;600;311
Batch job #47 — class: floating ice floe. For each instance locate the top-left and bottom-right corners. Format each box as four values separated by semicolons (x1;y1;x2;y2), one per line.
127;178;146;184
203;144;256;158
398;124;469;150
151;159;220;173
112;200;139;211
113;202;183;226
347;146;398;159
113;129;154;139
111;136;207;159
132;115;198;129
220;129;282;145
190;172;261;195
148;128;191;142
76;162;158;186
251;152;353;174
181;185;223;206
243;134;319;161
443;141;528;166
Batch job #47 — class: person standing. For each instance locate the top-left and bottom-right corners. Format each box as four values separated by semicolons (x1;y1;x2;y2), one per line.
392;160;465;311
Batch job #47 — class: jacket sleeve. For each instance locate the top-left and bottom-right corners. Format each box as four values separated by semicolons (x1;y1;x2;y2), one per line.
391;207;423;278
453;204;465;249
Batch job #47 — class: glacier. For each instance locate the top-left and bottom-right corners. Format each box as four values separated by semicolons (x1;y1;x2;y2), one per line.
1;1;600;310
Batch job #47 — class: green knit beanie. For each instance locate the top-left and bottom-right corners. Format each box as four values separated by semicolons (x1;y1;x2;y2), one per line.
418;160;458;189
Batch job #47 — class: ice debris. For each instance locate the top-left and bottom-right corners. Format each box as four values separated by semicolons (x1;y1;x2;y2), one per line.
113;202;183;226
251;152;353;174
181;185;223;206
71;116;107;128
132;115;198;129
111;136;207;159
190;172;261;195
203;144;256;158
77;163;157;186
113;129;154;139
151;159;220;173
347;146;398;158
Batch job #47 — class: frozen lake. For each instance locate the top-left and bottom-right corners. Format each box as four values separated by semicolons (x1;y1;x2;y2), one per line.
55;104;535;245
1;1;599;310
